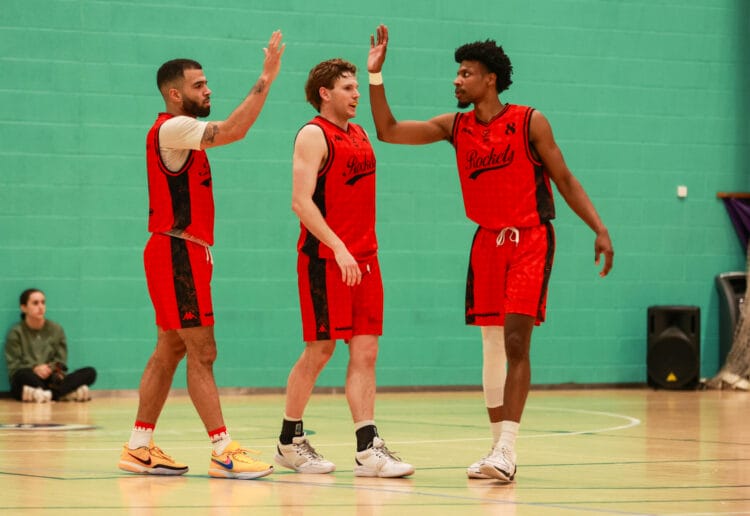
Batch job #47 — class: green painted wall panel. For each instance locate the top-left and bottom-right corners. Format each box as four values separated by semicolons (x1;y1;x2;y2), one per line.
1;0;748;391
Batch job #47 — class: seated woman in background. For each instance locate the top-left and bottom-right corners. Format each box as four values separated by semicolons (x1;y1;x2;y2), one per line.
4;288;97;402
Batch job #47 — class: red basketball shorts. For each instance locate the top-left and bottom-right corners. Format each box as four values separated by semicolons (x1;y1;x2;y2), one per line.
297;253;383;342
144;233;214;331
465;223;555;326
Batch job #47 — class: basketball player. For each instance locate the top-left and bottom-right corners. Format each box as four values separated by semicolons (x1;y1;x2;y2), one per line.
366;24;613;482
118;31;285;479
273;58;414;478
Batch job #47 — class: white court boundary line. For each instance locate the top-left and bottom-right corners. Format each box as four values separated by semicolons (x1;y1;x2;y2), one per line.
377;406;641;445
1;406;640;452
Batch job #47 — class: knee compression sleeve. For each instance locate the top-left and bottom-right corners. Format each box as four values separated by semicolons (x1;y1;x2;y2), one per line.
481;326;507;408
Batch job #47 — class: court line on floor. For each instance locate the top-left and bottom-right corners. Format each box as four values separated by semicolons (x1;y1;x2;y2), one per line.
0;406;641;452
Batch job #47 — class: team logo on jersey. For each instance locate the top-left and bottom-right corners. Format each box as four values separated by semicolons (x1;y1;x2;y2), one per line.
466;144;515;180
505;122;516;135
343;155;376;185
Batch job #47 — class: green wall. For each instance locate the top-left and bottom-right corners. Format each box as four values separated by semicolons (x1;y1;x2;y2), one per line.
1;0;748;391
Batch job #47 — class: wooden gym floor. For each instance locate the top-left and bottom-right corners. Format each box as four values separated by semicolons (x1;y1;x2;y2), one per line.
1;388;748;515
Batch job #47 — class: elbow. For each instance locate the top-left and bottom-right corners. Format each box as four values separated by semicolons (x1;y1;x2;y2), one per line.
228;128;248;144
375;128;394;143
291;198;304;218
373;119;399;143
220;121;249;145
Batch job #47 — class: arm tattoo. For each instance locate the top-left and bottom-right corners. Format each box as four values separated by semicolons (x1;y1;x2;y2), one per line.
251;79;266;95
202;123;219;145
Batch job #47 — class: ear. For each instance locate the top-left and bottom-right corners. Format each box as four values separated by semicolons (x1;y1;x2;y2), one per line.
486;72;497;88
318;86;331;103
168;87;182;103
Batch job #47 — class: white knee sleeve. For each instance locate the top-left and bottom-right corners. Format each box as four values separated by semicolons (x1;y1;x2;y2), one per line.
482;326;507;408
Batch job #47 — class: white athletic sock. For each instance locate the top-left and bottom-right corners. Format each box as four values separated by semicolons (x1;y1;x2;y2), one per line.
490;421;502;446
498;421;520;451
211;430;233;455
128;427;153;450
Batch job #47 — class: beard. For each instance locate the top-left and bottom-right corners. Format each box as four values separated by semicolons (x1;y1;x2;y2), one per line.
183;97;210;118
457;100;471;109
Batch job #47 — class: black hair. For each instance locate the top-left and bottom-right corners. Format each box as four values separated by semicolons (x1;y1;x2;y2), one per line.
156;58;203;92
19;288;43;320
454;40;513;93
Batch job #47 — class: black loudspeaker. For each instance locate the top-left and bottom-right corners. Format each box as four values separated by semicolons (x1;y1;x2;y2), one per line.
647;305;700;389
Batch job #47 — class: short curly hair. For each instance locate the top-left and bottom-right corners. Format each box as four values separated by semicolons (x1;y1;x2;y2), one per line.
454;40;513;93
305;58;357;112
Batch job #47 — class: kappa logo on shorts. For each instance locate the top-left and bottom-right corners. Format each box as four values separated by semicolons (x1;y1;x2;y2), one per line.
318;324;327;333
182;311;197;321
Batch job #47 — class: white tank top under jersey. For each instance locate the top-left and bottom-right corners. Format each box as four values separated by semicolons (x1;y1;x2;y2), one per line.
158;116;208;172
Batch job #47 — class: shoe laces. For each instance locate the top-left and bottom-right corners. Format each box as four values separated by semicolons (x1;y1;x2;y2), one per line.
149;445;175;462
496;445;515;466
370;437;403;462
294;438;325;461
227;446;262;463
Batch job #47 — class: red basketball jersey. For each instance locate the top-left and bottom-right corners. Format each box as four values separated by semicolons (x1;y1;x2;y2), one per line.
146;113;215;245
451;104;555;229
297;116;378;260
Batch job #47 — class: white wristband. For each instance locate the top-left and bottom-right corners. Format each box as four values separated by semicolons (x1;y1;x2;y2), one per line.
368;72;383;86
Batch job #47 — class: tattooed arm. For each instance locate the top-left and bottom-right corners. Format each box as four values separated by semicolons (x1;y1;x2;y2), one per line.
200;30;285;149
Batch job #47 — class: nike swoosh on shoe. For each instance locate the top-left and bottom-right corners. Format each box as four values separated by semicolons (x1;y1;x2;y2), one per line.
129;452;152;466
212;457;233;469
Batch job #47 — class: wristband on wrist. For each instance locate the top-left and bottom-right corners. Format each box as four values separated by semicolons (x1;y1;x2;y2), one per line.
368;72;383;85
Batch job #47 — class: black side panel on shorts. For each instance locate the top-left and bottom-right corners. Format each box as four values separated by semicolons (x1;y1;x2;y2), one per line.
170;237;201;328
536;222;556;322
465;227;480;325
308;255;331;340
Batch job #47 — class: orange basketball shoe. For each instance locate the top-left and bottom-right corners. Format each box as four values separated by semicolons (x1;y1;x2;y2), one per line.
118;442;189;476
209;441;274;480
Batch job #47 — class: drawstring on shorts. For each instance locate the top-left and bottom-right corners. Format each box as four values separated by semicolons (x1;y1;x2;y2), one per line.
496;227;520;247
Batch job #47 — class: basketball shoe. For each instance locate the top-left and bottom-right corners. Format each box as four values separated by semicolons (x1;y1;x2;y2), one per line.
61;385;91;402
275;434;336;473
354;437;414;478
479;445;516;482
22;386;52;403
209;441;274;479
118;442;189;476
466;449;494;479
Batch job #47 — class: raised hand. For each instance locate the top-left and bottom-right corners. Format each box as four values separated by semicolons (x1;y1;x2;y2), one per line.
368;24;389;73
262;30;285;81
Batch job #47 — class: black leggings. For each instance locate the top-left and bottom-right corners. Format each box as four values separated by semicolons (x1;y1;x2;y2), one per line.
10;367;97;401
